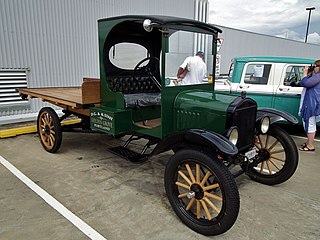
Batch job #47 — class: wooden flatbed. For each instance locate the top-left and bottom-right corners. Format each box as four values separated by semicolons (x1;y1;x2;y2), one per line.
19;78;100;116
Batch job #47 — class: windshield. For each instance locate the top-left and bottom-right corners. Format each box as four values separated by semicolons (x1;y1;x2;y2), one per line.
164;31;214;87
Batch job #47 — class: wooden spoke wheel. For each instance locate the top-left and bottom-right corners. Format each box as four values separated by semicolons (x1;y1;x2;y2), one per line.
37;107;62;153
164;149;239;236
246;125;298;185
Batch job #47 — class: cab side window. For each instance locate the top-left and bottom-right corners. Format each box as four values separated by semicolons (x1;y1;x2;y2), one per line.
283;65;304;87
244;64;271;85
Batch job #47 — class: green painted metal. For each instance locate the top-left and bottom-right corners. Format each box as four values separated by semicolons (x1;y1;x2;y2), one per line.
174;91;236;133
90;106;132;135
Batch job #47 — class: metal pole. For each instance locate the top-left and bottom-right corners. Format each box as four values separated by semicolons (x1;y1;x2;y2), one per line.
305;7;315;43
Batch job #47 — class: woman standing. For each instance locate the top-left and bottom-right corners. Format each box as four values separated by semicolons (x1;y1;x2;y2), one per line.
299;59;320;151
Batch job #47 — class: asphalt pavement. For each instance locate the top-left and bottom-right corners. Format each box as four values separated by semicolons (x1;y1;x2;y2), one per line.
0;129;319;240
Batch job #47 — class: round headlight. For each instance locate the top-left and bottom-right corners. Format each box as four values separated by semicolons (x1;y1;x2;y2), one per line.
260;116;270;134
227;127;239;145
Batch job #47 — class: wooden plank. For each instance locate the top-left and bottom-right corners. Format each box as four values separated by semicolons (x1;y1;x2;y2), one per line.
19;87;82;108
18;78;101;108
81;78;100;104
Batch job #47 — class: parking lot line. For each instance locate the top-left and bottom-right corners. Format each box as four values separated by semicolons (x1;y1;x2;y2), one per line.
0;155;107;240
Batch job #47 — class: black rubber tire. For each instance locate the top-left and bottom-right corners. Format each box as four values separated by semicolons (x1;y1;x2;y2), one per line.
245;125;298;185
37;107;62;153
164;149;240;236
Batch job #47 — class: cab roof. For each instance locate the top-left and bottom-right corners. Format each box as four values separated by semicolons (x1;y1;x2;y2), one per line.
98;15;222;35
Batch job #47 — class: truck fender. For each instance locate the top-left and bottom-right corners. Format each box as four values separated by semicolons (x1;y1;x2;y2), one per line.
257;108;298;124
150;129;238;157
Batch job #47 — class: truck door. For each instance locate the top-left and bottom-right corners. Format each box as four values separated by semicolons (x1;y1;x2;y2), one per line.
236;63;275;108
274;64;305;121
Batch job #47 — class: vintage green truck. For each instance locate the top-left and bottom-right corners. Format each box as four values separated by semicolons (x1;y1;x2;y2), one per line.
19;16;299;235
215;56;317;125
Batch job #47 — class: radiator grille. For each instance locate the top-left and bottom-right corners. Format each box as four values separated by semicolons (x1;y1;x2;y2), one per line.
0;69;28;105
227;97;257;150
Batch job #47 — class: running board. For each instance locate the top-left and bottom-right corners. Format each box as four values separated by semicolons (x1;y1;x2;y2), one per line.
109;146;149;163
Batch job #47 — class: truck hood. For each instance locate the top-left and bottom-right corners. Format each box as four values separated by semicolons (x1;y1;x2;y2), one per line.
173;90;238;133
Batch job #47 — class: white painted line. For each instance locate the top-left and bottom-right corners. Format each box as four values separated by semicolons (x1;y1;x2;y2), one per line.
292;135;320;142
0;155;107;240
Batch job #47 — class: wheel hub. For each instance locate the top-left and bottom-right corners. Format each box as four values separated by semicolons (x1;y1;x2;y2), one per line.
259;149;270;161
190;184;204;200
42;125;50;135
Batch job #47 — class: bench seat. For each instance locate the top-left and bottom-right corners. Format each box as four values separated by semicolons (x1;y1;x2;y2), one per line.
124;92;161;108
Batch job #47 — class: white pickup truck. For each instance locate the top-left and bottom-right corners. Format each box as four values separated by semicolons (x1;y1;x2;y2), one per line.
215;56;317;125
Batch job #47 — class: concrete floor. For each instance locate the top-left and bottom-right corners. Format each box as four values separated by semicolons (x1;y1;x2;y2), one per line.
0;131;319;240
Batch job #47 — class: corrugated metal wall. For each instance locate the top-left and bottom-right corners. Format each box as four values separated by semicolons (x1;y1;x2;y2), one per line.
0;0;199;118
217;26;320;74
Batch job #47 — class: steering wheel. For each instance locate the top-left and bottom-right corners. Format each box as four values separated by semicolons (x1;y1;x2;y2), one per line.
133;57;160;86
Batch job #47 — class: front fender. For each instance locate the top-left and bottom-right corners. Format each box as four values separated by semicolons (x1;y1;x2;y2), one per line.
150;129;238;157
257;108;298;124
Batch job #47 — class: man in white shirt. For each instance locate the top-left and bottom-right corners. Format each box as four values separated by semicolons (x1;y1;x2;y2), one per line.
176;51;207;85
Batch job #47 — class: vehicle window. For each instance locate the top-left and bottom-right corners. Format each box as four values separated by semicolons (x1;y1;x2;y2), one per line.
283;65;304;87
244;64;271;85
109;43;148;70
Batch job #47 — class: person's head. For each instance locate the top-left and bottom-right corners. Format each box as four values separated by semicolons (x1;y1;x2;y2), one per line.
314;59;320;73
196;51;205;60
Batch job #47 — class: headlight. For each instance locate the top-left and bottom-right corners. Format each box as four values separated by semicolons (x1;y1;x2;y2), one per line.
227;127;238;145
260;116;270;134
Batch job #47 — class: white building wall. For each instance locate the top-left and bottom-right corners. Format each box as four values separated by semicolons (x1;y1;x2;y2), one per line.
217;26;320;74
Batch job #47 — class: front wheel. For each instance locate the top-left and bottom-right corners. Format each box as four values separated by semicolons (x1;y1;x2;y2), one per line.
244;125;298;185
37;107;62;153
164;149;239;236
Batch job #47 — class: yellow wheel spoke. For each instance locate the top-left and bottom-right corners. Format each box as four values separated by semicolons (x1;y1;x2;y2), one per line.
186;198;195;211
185;164;195;183
178;170;192;186
266;161;273;175
200;171;212;187
269;159;281;171
175;181;190;190
178;192;188;199
268;139;279;151
48;135;53;147
270;155;285;162
50;134;55;142
204;197;220;214
204;192;222;201
203;183;219;191
270;149;285;154
50;130;55;135
196;200;201;219
260;161;265;173
258;135;263;148
196;164;200;183
265;135;270;148
200;200;212;220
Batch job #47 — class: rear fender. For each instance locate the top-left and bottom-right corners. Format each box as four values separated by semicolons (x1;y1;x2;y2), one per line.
150;129;238;157
257;108;298;124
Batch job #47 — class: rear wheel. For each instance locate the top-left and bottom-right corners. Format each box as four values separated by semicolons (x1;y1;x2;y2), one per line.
245;125;298;185
37;107;62;153
164;149;239;236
